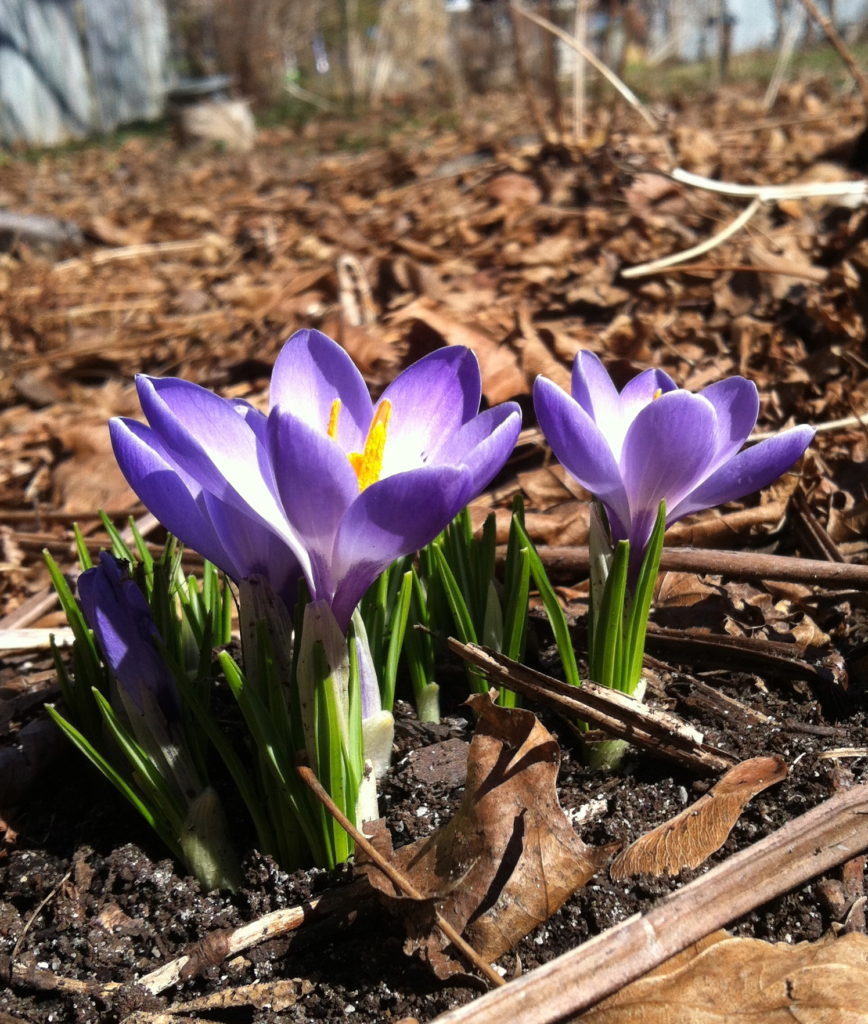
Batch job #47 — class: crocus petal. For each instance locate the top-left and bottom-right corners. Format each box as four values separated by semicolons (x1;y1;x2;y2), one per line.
329;466;470;630
110;417;239;576
426;402;522;496
571;351;621;426
137;375;293;545
533;375;631;537
267;410;360;601
202;493;303;606
667;425;814;522
270;328;371;450
620;390;718;548
378;347;482;477
618;367;678;429
699;377;759;470
229;398;268;444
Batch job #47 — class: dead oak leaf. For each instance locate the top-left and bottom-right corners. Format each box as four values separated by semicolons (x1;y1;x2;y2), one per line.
611;756;787;880
578;930;868;1024
358;693;610;978
392;297;527;403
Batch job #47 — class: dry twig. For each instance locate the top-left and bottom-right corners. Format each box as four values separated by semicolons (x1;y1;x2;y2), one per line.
296;762;507;988
797;0;868;109
523;544;868;589
448;639;735;774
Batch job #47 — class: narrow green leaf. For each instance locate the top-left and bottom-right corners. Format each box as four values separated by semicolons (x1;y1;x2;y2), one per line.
502;544;530;662
46;705;181;858
591;539;629;690
90;689;186;836
72;524;93;570
512;518;581;689
431;546;478;645
381;570;413;711
624;500;666;694
99;511;135;564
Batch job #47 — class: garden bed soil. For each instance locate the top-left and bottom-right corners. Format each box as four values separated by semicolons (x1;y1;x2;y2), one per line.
1;654;866;1023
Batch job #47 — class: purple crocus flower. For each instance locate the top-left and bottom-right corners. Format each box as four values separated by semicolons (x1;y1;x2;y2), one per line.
111;329;522;630
534;351;814;561
78;552;180;722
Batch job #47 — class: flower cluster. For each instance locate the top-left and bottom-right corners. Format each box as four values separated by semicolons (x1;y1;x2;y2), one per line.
59;327;815;874
534;351;814;571
111;329;522;630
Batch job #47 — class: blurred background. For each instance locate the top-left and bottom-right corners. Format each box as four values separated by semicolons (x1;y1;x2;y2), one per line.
2;0;867;149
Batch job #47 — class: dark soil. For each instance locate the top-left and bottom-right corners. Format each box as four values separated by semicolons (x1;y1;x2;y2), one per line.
2;647;866;1024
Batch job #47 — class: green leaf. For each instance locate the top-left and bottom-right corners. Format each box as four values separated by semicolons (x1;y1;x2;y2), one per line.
431;544;488;693
512;517;581;689
381;570;413;712
624;500;666;694
404;572;438;720
46;705;181;858
90;689;186;834
99;511;135;564
72;524;93;570
590;539;629;690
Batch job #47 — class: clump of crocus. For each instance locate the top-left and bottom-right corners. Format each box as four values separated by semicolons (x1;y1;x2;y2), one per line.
108;329;522;861
534;351;814;767
53;552;239;889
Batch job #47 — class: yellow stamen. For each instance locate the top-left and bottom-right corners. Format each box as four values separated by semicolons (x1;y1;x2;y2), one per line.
348;400;392;491
327;398;341;440
652;387;663;400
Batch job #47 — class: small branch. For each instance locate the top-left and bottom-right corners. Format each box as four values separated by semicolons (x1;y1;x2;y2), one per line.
510;2;662;138
295;762;506;989
622;197;762;278
448;640;735;774
0;627;74;651
134;899;321;995
518;544;868;589
796;0;868;110
751;410;868;440
54;237;225;274
427;783;868;1023
763;5;806;111
670;166;868;201
9;888;368;1000
626;260;828;282
572;0;588;144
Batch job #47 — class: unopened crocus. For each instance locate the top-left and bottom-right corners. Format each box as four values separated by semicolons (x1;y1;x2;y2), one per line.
111;329;522;630
77;552;240;888
534;351;814;569
79;552;181;724
78;552;198;801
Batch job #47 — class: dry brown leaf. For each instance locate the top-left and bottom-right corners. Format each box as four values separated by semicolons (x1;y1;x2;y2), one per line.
512;317;572;393
579;930;868;1024
517;466;574;511
357;693;610;978
610;756;787;879
485;172;542;207
523;502;591;547
51;421;135;513
393;297;527;403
